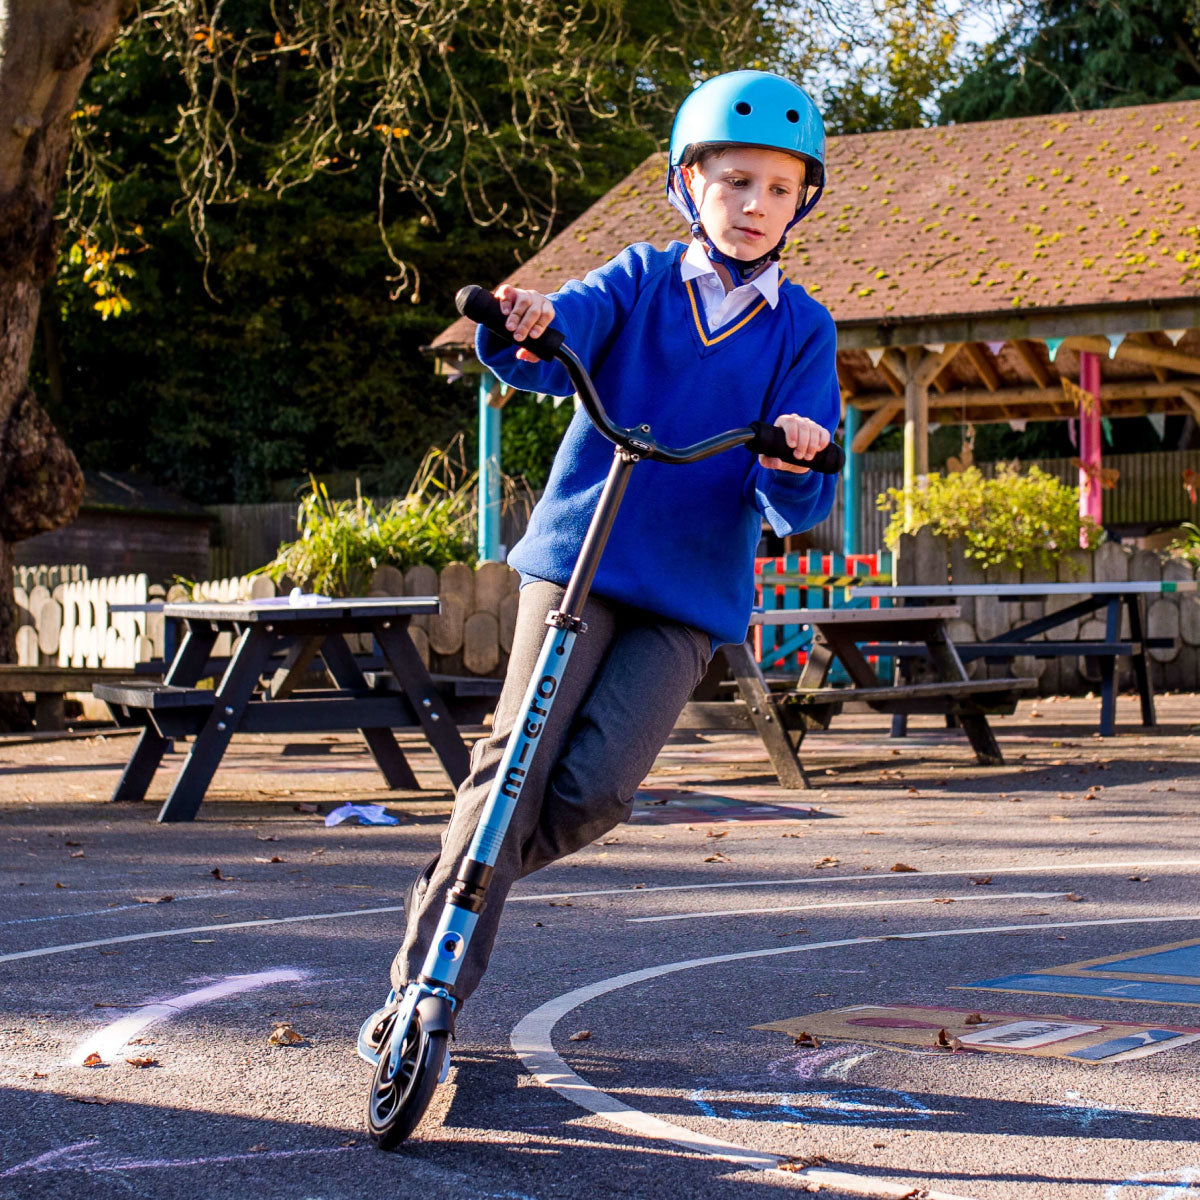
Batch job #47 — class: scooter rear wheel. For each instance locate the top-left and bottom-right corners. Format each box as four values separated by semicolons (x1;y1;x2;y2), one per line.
365;1008;447;1149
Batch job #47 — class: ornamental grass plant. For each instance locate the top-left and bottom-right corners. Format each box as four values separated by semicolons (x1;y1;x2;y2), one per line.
878;463;1102;573
263;439;478;596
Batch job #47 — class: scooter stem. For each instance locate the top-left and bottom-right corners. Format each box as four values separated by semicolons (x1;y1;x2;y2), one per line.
556;448;636;626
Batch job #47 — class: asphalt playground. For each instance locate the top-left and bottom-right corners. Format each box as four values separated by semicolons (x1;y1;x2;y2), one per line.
3;695;1200;1200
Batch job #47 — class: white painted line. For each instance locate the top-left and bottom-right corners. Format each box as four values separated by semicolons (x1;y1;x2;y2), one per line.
0;904;404;965
71;968;308;1064
629;890;1069;923
0;891;238;929
507;858;1200;903
511;914;1200;1196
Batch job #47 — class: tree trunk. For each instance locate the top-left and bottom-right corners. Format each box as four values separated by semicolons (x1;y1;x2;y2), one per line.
0;2;130;727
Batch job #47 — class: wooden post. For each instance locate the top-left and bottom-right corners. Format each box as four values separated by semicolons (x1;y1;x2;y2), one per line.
903;345;928;529
1078;351;1103;540
477;375;503;562
842;404;860;556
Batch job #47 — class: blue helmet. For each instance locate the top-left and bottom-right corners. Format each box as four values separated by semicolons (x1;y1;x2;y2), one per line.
667;71;826;278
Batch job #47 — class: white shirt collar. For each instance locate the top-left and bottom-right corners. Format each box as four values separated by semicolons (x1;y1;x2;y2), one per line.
680;238;780;308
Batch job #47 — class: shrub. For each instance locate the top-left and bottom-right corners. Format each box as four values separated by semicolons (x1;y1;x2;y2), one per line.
877;463;1102;572
262;441;478;596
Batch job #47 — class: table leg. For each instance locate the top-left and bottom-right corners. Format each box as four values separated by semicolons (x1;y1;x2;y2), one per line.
720;641;807;789
270;635;325;699
1126;594;1157;728
109;626;217;804
924;625;1003;766
373;621;470;789
1098;599;1120;737
158;626;275;823
317;633;420;790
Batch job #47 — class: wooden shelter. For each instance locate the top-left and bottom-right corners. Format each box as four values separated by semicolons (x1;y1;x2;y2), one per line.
429;99;1200;557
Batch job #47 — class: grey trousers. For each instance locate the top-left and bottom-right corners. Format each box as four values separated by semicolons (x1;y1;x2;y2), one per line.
392;580;712;1002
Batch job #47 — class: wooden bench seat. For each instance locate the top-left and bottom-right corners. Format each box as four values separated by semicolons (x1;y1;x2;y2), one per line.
0;665;162;731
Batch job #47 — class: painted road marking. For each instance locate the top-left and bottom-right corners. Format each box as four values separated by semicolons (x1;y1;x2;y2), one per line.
0;904;405;965
506;857;1200;904
510;916;1200;1196
0;891;238;929
628;890;1069;923
71;968;308;1064
962;974;1200;1006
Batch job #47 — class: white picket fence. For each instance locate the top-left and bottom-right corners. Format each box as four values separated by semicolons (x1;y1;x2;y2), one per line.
12;570;276;669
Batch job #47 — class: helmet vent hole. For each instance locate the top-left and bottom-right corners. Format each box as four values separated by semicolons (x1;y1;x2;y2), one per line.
786;109;800;123
734;101;752;116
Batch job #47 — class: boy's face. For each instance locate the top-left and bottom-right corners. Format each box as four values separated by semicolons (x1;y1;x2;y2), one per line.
682;146;805;263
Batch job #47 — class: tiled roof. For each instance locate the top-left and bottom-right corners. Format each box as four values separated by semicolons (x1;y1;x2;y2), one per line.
431;99;1200;353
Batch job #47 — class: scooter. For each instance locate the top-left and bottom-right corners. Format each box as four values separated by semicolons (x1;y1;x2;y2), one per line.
357;283;844;1148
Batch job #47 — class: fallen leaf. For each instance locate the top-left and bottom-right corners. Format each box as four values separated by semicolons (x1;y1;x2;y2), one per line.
970;876;992;885
1065;892;1085;902
71;1096;110;1105
65;840;81;847
125;1056;158;1068
55;882;66;889
31;1071;47;1079
548;900;573;907
890;862;918;873
705;829;728;839
964;1012;985;1025
932;897;955;904
70;851;85;859
210;867;231;880
704;852;730;863
934;1029;962;1051
248;1143;269;1152
1128;875;1148;882
601;837;621;845
268;1023;306;1046
134;895;174;905
791;1031;820;1047
813;856;839;868
906;787;919;795
776;928;811;937
82;1053;103;1068
780;831;806;838
568;1030;591;1042
256;835;279;842
254;856;285;864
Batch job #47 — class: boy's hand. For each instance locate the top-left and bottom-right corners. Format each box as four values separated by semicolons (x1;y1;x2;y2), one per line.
758;415;830;474
494;284;555;363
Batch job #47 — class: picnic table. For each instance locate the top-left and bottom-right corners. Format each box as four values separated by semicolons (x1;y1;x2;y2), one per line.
850;581;1185;736
94;596;470;822
680;605;1033;789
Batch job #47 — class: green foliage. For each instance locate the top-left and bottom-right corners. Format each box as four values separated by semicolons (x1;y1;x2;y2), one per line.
877;463;1102;571
262;443;477;596
499;394;574;490
939;0;1200;123
36;0;798;504
821;0;964;134
1169;521;1200;565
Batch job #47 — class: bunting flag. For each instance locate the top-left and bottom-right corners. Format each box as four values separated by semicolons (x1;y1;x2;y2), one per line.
1184;468;1198;504
867;347;886;367
1107;333;1126;358
1067;417;1077;449
1046;337;1064;362
1148;411;1167;440
1101;416;1114;445
924;342;945;353
1008;419;1027;432
1166;330;1187;346
986;341;1006;356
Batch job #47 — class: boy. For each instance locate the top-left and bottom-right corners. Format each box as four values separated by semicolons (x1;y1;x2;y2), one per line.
375;69;840;1057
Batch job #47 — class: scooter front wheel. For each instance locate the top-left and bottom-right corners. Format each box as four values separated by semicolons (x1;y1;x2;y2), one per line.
365;1008;447;1149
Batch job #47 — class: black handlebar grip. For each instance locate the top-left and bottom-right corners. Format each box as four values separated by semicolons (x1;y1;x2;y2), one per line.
455;284;565;363
747;421;845;474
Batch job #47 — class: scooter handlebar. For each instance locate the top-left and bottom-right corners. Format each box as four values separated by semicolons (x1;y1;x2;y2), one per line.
746;421;844;474
456;284;565;363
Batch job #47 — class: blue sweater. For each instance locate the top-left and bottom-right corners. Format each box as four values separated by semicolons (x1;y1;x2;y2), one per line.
478;241;840;647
